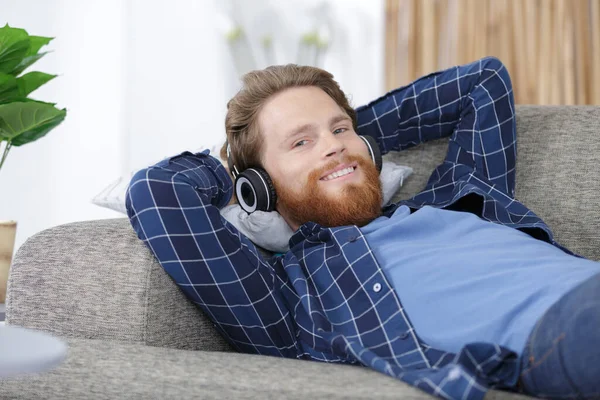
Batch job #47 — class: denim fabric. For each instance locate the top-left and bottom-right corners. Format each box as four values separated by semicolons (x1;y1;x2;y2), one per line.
519;273;600;399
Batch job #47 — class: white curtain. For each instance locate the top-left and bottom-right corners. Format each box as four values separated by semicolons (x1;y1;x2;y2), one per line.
0;0;383;251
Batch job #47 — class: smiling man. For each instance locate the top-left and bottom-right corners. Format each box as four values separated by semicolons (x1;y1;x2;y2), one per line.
126;58;600;400
258;86;382;229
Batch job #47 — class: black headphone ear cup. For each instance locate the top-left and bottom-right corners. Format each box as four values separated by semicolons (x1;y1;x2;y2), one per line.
359;135;382;174
235;168;277;214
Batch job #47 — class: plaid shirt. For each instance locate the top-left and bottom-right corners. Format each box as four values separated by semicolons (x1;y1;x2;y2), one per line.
126;57;570;400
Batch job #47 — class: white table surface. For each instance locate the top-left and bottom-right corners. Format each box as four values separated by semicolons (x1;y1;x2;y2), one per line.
0;325;67;378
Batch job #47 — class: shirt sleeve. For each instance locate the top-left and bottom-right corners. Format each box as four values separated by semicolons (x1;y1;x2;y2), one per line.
125;150;299;357
356;57;516;197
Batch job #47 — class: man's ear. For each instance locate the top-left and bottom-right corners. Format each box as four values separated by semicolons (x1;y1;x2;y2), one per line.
219;142;228;163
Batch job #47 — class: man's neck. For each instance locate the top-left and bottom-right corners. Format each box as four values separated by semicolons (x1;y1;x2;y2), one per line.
277;206;300;232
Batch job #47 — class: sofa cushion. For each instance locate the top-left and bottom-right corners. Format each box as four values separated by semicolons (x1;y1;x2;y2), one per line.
0;337;528;400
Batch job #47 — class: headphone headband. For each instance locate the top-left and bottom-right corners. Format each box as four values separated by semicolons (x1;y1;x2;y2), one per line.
226;142;240;179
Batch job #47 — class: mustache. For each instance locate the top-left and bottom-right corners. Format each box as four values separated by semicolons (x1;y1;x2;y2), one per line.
309;154;371;181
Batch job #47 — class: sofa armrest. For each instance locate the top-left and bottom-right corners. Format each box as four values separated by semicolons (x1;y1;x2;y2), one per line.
6;218;232;352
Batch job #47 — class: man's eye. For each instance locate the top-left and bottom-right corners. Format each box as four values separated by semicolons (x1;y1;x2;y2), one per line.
333;128;348;134
293;140;308;147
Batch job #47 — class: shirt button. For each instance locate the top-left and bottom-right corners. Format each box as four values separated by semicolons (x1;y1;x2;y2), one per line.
399;331;409;340
348;236;357;242
373;283;382;292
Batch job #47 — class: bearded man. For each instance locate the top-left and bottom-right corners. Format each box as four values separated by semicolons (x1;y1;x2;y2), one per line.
126;57;600;399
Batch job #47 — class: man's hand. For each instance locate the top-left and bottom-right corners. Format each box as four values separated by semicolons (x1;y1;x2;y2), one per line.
220;159;238;206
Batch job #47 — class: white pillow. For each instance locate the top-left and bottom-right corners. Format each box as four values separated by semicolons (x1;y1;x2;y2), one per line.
92;154;412;253
91;143;223;215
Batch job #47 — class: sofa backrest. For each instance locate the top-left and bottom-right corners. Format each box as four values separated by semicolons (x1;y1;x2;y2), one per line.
388;105;600;261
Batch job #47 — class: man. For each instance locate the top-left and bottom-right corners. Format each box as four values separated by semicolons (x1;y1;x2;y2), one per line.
126;57;600;400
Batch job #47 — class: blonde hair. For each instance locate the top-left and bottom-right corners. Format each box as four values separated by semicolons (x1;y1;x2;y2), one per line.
220;64;356;173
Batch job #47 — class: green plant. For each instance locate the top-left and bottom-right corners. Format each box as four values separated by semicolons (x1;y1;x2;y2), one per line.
0;24;66;172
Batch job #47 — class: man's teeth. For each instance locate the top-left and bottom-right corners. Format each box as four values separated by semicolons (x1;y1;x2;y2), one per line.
322;167;355;181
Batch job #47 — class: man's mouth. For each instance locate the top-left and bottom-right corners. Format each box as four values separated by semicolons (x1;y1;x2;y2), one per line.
320;164;358;181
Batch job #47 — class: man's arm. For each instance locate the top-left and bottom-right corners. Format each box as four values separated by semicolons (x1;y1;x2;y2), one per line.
126;150;298;357
356;57;516;196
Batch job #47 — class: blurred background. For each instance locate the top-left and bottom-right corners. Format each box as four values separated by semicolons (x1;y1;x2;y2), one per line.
385;0;600;104
0;0;599;251
0;0;383;250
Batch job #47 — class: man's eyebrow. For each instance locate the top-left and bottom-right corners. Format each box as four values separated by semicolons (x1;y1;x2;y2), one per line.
329;114;352;126
284;123;316;142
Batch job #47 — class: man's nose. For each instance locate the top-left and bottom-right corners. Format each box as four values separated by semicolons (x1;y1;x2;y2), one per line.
322;134;346;158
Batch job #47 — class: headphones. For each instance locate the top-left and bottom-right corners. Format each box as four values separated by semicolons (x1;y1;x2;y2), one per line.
227;135;382;214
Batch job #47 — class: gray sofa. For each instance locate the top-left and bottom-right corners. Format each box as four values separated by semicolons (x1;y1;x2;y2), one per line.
2;106;599;399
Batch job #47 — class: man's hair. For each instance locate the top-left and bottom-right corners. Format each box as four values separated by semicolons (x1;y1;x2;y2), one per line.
220;64;357;172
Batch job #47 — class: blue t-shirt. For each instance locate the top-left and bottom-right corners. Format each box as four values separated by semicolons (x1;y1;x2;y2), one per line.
360;205;600;355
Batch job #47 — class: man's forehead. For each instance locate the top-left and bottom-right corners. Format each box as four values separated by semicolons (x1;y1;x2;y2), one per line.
258;88;349;141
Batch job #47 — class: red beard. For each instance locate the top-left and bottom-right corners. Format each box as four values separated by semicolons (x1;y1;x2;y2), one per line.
274;154;383;228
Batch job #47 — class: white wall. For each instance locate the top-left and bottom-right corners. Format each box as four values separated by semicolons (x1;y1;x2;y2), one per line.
0;0;126;252
0;0;383;252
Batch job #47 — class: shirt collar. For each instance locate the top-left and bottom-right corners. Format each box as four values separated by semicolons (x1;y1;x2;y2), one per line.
382;202;400;217
289;221;323;248
288;204;400;249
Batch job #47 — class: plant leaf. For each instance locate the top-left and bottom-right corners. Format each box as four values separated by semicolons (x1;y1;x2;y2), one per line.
10;51;48;76
0;101;66;146
16;97;57;106
0;72;19;104
0;24;28;38
17;71;56;97
27;35;53;56
0;40;29;75
0;24;30;74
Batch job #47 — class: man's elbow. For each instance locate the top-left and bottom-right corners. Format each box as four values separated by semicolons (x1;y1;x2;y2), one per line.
480;56;513;91
125;167;165;220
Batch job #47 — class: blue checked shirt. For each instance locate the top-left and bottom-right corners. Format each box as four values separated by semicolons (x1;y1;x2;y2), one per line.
126;57;572;399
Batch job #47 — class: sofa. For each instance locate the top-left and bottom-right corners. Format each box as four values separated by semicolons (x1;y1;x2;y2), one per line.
1;105;599;399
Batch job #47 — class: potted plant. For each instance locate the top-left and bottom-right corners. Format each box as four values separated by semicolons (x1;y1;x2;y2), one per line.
0;24;67;303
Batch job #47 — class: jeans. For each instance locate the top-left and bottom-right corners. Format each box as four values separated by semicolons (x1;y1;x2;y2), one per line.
519;272;600;399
